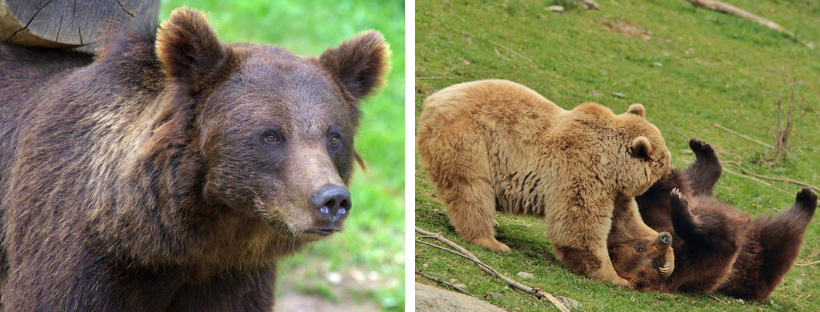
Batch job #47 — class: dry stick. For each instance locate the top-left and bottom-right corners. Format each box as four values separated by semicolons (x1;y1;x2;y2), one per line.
712;124;773;149
684;0;796;39
724;161;820;192
415;270;469;293
415;227;571;312
795;260;820;267
416;76;455;80
488;40;535;64
722;168;792;196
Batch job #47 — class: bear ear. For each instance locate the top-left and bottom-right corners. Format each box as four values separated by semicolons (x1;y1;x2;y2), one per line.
627;104;646;118
319;31;391;102
156;8;226;88
630;136;654;160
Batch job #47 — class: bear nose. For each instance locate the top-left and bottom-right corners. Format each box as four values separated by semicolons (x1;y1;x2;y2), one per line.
658;232;671;245
310;185;352;222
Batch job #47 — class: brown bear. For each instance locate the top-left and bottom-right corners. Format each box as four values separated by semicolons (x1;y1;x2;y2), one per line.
0;8;389;311
611;139;817;300
416;79;673;286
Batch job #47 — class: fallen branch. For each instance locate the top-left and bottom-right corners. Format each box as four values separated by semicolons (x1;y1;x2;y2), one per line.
722;168;790;195
795;260;820;267
415;226;571;312
724;161;820;192
684;0;795;39
416;76;455;80
416;270;469;293
713;124;773;149
488;40;535;64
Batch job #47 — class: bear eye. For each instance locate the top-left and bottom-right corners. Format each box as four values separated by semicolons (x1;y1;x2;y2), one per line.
329;135;341;146
652;260;658;267
637;247;645;252
263;131;282;144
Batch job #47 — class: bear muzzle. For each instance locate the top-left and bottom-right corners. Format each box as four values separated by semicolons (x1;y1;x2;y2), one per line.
306;184;352;236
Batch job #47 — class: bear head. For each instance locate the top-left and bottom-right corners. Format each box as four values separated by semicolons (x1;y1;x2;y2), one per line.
615;104;672;197
609;232;675;291
146;8;389;243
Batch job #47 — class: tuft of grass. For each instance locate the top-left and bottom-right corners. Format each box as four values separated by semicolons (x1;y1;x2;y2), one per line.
160;1;405;310
416;0;820;310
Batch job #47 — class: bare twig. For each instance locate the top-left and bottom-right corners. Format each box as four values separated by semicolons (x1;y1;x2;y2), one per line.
724;161;820;192
708;294;729;304
795;260;820;267
416;76;455;80
415;227;571;312
488;40;535;64
713;124;773;149
416;270;469;293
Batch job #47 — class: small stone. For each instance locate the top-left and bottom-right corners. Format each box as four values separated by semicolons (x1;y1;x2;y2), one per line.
652;62;663;67
488;292;502;299
612;92;626;98
516;271;535;279
548;6;564;13
326;272;342;285
423;263;429;268
590;91;603;97
557;296;582;310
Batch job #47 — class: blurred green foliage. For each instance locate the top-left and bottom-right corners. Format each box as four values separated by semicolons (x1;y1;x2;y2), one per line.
160;0;405;310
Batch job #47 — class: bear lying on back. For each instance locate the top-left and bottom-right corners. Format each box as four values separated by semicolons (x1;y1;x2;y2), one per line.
0;8;389;311
611;139;817;300
417;79;673;286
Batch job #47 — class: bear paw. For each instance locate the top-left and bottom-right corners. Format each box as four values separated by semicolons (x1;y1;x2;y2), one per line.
669;188;689;212
689;138;717;160
473;237;511;253
795;188;818;212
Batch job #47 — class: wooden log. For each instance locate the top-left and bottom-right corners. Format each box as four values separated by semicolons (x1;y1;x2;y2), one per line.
0;0;160;48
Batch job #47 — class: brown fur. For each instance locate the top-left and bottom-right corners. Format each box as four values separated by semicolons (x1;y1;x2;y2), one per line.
416;80;672;286
0;8;389;311
613;139;817;300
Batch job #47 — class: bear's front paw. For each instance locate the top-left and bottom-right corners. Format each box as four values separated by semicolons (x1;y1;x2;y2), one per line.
473;237;511;253
669;188;688;209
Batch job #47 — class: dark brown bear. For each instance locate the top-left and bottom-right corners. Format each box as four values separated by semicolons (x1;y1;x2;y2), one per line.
0;8;389;311
611;139;817;300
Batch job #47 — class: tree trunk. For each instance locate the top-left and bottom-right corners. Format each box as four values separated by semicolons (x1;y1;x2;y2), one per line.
0;0;160;48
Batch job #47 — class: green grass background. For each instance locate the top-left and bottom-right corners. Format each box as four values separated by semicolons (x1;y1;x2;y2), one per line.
416;0;820;311
160;0;405;310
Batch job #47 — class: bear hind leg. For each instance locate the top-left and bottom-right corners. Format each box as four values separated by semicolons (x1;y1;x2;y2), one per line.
442;178;509;253
754;188;817;299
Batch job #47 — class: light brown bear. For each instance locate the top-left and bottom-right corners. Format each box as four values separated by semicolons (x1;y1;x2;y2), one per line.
417;80;673;286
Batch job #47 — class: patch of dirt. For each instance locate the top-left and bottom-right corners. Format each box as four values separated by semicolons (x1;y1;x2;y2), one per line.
598;19;652;40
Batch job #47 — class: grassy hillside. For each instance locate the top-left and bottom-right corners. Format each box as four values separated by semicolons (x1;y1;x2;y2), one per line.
415;0;820;310
160;1;405;310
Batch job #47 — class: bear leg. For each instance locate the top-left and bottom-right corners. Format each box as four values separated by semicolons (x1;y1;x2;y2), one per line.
609;197;658;246
685;139;722;196
752;188;817;300
443;178;509;253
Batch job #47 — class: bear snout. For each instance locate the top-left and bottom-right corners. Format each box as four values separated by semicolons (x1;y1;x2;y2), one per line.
310;185;352;230
658;232;671;245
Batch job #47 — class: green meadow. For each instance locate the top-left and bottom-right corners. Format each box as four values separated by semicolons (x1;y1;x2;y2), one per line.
416;0;820;311
161;1;405;310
